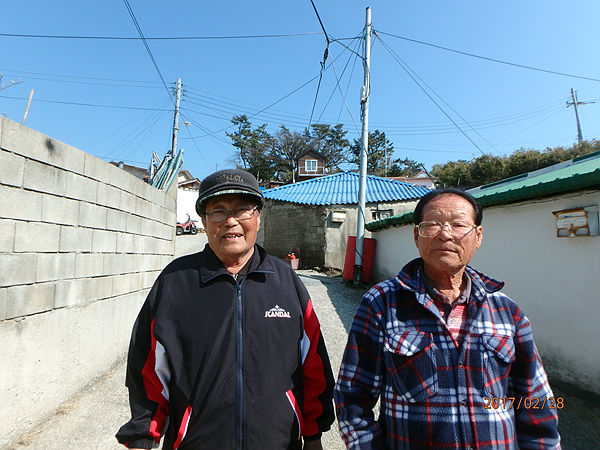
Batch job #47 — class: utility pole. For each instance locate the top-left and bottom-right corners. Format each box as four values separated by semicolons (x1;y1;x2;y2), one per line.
354;7;371;286
566;88;594;145
171;78;182;155
21;89;34;125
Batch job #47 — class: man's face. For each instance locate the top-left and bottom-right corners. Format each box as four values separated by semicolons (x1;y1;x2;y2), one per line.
201;194;261;267
414;194;482;276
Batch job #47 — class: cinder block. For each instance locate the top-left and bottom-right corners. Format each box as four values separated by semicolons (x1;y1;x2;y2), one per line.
135;196;152;218
141;217;155;237
126;213;143;235
132;235;150;254
0;185;43;221
36;253;76;283
91;229;117;253
142;270;161;288
0;149;25;188
0;288;7;320
87;276;113;301
117;232;135;254
14;222;60;253
59;226;93;253
123;253;144;273
155;222;174;240
41;195;79;226
78;202;107;229
74;253;104;278
6;282;55;319
119;191;137;213
23;159;67;196
109;165;132;192
103;253;125;276
106;208;128;233
65;172;98;203
96;182;122;210
112;273;134;297
83;152;112;183
0;219;16;252
54;278;87;308
1;253;38;286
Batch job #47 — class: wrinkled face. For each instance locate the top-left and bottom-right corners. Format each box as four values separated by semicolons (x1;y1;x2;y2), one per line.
414;194;482;276
201;194;261;267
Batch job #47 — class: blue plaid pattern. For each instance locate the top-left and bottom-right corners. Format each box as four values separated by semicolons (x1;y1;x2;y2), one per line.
334;258;560;449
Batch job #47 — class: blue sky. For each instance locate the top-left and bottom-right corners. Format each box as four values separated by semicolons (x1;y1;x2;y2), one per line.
2;1;600;180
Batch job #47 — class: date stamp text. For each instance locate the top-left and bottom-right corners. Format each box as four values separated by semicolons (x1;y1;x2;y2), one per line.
484;396;564;410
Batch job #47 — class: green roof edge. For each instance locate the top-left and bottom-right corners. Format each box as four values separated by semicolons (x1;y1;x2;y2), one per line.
366;165;600;233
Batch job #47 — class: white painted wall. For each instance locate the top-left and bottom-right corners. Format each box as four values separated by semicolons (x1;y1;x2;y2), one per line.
371;190;600;394
176;188;201;224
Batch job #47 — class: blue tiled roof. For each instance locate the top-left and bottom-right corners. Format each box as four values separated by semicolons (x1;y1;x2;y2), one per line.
263;171;432;205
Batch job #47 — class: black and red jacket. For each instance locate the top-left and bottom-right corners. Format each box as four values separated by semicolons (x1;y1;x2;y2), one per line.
116;244;335;449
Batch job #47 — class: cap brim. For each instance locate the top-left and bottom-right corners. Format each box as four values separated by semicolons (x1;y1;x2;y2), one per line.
199;188;263;205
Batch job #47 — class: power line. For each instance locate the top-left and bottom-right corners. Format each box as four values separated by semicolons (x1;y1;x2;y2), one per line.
121;0;172;102
376;30;600;83
0;32;321;40
0;94;171;111
376;34;486;155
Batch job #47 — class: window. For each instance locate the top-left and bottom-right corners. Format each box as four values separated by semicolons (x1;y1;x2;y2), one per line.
305;160;317;172
372;209;393;221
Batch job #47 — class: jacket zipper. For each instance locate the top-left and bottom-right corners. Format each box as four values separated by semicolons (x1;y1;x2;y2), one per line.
236;280;244;450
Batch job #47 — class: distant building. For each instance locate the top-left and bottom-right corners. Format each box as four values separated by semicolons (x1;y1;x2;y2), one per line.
297;150;327;181
176;169;201;224
109;161;148;182
387;170;438;189
260;170;432;271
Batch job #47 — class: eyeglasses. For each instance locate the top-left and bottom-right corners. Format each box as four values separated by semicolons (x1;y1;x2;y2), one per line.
205;206;258;223
417;221;477;238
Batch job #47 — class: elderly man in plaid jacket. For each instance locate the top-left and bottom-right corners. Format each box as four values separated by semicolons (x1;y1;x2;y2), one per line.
335;188;560;450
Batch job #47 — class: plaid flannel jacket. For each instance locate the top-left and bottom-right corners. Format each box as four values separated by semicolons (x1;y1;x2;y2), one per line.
335;258;560;450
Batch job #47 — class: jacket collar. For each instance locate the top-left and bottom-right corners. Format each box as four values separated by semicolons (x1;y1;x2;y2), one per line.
198;244;275;284
396;257;505;306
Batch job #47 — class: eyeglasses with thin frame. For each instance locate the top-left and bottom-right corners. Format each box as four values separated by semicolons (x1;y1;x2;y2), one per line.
205;206;259;223
417;221;477;238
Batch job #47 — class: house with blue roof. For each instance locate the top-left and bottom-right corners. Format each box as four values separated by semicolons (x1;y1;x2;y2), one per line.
366;150;600;395
259;170;431;270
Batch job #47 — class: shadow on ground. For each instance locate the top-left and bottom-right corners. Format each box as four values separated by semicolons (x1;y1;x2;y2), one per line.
298;272;367;333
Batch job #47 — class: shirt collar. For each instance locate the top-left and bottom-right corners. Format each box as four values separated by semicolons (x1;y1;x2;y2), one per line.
422;268;471;305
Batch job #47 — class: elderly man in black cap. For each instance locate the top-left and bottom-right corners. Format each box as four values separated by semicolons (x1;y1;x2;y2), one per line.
117;169;335;450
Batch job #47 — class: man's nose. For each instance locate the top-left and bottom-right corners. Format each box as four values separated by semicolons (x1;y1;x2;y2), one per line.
438;223;453;236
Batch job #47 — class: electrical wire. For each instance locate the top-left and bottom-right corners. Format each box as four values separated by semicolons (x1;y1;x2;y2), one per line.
308;0;331;126
0;32;321;40
375;33;486;155
376;30;600;83
122;0;173;103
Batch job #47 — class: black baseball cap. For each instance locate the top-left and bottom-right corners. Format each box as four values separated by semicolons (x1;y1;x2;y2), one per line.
196;169;264;214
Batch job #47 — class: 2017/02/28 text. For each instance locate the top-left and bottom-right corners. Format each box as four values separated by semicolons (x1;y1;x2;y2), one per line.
484;397;564;410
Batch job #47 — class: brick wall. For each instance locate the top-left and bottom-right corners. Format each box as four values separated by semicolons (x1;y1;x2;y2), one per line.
0;117;176;448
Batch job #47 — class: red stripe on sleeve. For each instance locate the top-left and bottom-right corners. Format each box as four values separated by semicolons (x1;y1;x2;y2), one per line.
141;319;169;440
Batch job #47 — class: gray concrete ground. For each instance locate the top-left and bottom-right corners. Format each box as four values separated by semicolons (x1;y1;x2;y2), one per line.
9;234;600;449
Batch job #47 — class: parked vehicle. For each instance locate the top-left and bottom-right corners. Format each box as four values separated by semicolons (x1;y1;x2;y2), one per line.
176;214;199;235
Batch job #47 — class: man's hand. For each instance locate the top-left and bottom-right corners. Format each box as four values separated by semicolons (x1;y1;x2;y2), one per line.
303;439;324;450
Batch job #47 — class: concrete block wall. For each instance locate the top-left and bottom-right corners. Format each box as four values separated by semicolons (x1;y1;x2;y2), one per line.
0;117;176;449
261;200;327;268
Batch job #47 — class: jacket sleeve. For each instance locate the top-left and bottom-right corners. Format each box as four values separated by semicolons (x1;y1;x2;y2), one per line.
510;306;561;449
116;281;172;448
334;285;387;450
299;293;335;439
